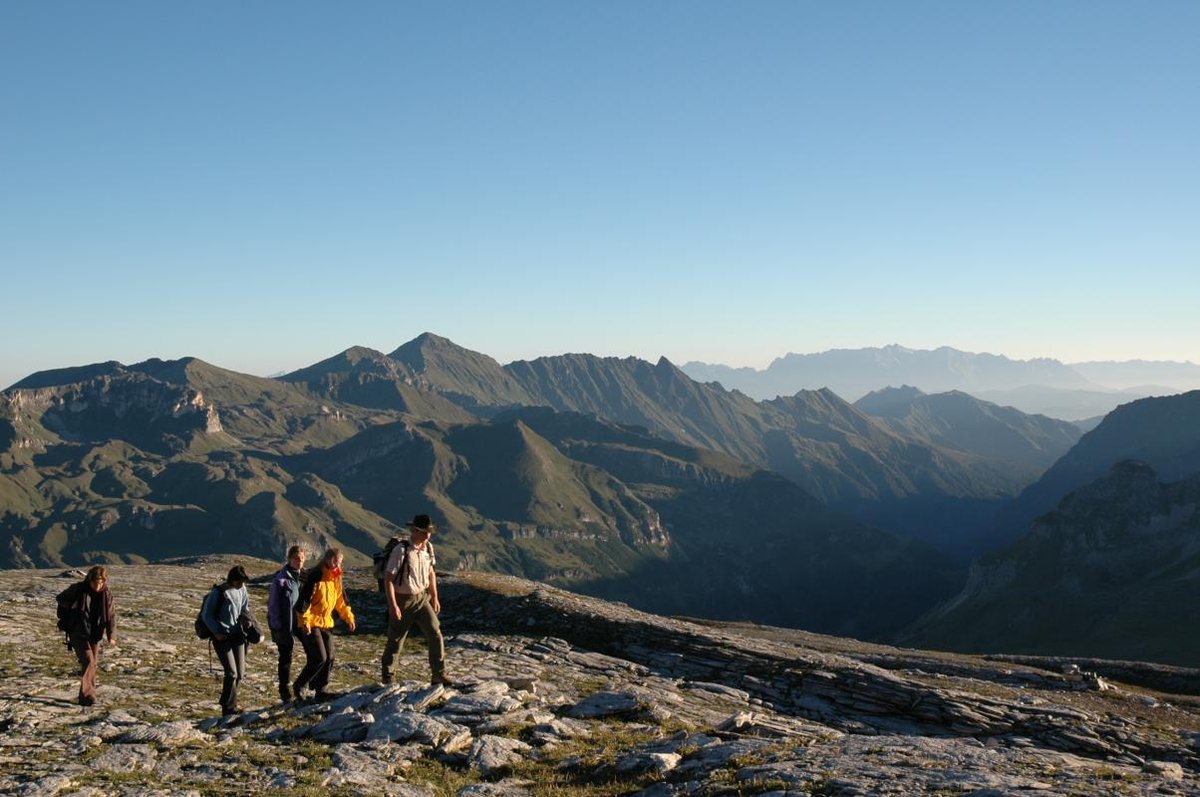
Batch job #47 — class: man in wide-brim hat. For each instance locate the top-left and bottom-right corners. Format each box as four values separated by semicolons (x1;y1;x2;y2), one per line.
381;513;450;686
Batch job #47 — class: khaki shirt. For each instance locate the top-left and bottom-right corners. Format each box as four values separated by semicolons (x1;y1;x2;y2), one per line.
386;540;435;595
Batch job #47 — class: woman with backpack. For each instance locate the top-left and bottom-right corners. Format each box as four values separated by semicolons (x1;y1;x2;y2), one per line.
200;565;252;716
292;548;356;701
56;565;117;706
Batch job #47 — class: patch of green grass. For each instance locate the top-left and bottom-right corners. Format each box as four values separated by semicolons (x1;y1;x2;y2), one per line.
396;754;482;796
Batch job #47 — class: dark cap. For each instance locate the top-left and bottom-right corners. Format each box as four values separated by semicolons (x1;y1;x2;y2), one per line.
227;565;249;583
407;514;436;532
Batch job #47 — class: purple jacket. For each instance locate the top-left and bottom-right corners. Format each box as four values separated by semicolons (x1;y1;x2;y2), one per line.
266;565;302;633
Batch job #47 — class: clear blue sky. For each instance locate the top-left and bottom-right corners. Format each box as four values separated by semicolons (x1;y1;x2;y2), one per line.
3;2;1198;389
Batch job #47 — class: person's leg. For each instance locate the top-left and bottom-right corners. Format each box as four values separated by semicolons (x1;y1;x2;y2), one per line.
215;640;240;714
72;636;98;705
312;630;334;694
411;600;447;682
272;630;294;701
382;602;418;682
230;643;246;710
293;629;324;696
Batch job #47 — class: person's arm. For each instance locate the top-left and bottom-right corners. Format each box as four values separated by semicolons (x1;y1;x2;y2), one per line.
201;588;228;641
384;542;407;622
104;590;117;646
266;576;283;631
385;577;402;622
335;583;356;633
294;570;317;633
429;569;441;615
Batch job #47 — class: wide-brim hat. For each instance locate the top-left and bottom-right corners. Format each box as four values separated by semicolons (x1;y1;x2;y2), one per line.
407;514;436;532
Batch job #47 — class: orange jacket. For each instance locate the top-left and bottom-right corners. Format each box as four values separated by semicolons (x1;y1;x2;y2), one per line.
297;569;354;630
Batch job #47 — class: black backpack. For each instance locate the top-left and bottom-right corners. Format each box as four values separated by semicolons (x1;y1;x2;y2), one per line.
194;585;226;640
372;537;408;592
372;537;437;593
55;600;72;633
55;582;83;645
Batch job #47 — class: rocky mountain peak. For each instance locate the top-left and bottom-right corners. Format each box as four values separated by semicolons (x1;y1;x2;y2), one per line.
853;385;927;417
390;332;481;368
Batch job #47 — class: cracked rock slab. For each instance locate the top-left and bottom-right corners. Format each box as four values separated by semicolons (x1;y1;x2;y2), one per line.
567;690;644;718
367;708;465;745
309;707;374;743
114;720;210;746
92;743;158;772
468;735;534;774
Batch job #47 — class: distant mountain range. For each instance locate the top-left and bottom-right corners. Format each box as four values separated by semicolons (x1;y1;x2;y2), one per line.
0;339;971;637
4;334;1198;658
681;345;1200;420
282;335;1085;560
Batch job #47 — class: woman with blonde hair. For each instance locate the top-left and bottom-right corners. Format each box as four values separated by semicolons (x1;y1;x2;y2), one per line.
292;548;355;701
55;565;116;706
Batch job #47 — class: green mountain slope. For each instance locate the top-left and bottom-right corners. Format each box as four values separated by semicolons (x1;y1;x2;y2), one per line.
903;461;1200;666
295;416;667;584
990;390;1200;549
502;407;964;637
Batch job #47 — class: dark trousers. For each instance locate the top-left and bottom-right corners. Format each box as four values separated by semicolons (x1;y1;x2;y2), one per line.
293;628;333;694
271;630;295;695
69;634;100;703
382;592;445;680
213;639;246;712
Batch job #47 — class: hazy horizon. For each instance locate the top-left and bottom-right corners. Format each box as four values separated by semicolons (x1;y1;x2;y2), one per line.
6;335;1200;394
3;3;1197;391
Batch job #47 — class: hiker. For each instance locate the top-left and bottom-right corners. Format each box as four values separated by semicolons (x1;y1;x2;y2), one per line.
381;514;450;686
56;565;117;706
266;544;307;702
293;548;356;701
201;565;252;716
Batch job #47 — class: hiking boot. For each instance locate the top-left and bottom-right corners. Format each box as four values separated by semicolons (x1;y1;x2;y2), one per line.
431;674;453;687
78;695;95;707
381;673;394;686
221;705;243;716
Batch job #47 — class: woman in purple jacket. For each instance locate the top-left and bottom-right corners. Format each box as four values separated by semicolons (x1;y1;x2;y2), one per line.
266;545;306;702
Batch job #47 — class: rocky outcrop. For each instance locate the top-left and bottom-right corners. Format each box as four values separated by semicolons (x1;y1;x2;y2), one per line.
3;372;222;451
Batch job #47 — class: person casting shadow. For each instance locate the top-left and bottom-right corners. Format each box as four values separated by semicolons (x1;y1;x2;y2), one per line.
293;548;355;701
266;544;307;702
200;565;253;716
56;565;117;706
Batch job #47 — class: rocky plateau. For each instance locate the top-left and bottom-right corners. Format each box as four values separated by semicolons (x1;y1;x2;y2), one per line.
1;558;1198;796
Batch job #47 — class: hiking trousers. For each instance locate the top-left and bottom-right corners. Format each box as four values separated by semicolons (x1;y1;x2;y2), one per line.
69;633;100;703
213;639;246;712
270;630;295;697
382;592;445;681
294;628;334;694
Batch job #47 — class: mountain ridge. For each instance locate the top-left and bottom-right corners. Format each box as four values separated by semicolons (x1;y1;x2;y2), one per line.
904;460;1200;666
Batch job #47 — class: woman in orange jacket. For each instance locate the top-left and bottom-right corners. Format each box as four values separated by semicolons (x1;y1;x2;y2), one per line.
292;548;356;701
